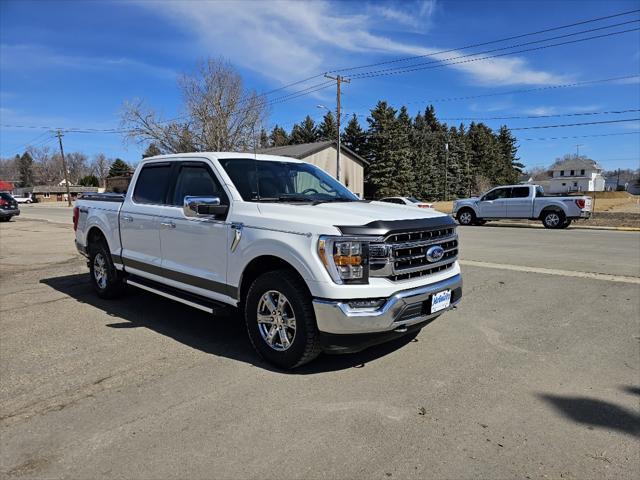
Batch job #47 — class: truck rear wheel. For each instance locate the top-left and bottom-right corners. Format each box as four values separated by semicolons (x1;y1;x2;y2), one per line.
245;270;322;369
541;210;565;229
88;240;125;299
457;208;475;226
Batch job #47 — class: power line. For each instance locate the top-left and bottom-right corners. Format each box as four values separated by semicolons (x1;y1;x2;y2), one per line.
439;108;640;121
328;9;640;74
510;117;640;130
349;19;639;79
351;27;640;80
520;131;640;141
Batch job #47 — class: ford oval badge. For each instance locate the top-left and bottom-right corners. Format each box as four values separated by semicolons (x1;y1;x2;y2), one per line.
426;245;445;262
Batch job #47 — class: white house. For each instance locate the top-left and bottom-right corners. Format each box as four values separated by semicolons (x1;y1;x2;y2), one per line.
548;158;605;193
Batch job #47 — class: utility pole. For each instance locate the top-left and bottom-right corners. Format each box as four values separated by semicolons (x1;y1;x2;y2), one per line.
56;130;72;207
616;167;621;190
324;74;350;183
575;144;584;156
444;139;449;201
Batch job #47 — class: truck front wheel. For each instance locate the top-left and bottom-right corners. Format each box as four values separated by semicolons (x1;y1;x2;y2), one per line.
88;240;125;299
457;208;476;226
245;270;322;369
541;210;565;229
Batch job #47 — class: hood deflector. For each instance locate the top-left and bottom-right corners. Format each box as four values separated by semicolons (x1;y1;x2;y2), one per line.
336;216;456;237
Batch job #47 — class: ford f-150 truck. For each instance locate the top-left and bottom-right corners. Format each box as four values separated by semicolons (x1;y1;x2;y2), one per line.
452;184;592;229
74;153;462;368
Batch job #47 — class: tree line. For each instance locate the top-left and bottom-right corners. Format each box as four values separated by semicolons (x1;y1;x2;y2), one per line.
0;147;132;188
263;103;523;200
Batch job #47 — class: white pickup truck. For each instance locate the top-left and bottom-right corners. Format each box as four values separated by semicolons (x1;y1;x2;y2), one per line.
74;153;462;368
452;184;592;229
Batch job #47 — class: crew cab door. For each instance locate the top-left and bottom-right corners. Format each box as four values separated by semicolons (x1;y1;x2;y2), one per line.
505;186;532;218
119;162;173;275
159;161;232;301
477;187;510;217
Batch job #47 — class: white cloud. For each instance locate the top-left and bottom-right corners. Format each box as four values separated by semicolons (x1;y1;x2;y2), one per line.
0;44;177;80
132;0;566;88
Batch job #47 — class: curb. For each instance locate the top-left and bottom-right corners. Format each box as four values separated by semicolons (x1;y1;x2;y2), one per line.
471;222;640;232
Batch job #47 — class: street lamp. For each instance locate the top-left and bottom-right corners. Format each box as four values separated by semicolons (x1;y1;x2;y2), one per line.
317;104;341;183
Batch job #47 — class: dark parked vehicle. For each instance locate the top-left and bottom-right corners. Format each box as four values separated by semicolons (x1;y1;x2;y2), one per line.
0;192;20;222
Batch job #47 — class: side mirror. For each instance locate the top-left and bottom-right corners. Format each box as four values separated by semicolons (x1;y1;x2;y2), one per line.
183;196;228;218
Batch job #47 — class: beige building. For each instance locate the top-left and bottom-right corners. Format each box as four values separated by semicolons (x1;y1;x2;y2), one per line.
258;141;368;197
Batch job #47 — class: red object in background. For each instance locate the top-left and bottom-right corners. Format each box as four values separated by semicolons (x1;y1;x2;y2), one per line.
0;180;14;192
0;198;8;206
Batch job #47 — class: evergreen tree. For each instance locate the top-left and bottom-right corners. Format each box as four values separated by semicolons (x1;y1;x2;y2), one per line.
258;128;270;148
108;158;131;177
78;174;99;187
142;143;162;158
467;122;500;192
17;152;35;187
497;126;523;184
365;102;414;198
317;111;338;141
341;114;366;156
290;116;318;144
269;125;289;147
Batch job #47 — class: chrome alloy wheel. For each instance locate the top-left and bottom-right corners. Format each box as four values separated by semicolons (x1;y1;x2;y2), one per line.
459;211;473;225
545;212;561;227
257;290;297;351
93;252;108;289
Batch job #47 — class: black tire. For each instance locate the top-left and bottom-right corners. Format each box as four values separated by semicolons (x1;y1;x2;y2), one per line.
0;216;10;222
245;269;322;369
456;208;476;226
559;218;572;229
541;210;565;229
88;239;125;299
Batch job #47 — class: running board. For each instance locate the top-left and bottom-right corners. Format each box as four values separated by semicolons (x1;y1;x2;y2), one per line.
125;275;229;314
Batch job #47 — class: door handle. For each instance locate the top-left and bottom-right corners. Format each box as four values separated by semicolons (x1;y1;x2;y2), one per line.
122;215;133;222
160;221;176;229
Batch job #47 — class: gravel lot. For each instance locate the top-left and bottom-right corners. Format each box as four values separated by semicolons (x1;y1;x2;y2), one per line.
1;215;638;479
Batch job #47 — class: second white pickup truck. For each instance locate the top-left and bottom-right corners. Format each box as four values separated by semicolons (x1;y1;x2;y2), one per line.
452;184;592;229
74;153;462;368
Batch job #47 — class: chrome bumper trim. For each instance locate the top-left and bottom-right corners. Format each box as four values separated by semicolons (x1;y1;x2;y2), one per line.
313;274;462;334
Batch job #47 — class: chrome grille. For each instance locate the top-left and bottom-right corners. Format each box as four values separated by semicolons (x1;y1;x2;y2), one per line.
370;226;458;281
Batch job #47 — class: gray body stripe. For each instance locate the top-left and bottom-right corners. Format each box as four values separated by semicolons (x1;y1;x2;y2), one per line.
121;257;238;299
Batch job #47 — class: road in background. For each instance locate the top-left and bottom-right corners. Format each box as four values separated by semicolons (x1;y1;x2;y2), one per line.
1;217;638;479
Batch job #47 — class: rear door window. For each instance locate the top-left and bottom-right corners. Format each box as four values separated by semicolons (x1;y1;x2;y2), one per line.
133;163;172;204
510;187;530;198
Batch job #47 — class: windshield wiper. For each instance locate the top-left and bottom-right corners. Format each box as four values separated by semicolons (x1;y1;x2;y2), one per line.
312;198;358;205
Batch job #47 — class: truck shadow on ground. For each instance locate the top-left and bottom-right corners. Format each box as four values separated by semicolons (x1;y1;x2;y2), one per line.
537;389;640;438
41;273;419;374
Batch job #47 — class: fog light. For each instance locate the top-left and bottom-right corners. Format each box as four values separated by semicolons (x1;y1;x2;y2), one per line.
347;298;386;309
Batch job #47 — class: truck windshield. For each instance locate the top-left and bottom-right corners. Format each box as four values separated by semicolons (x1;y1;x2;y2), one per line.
218;158;359;203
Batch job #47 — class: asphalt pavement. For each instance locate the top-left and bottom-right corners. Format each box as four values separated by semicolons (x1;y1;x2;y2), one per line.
1;212;638;479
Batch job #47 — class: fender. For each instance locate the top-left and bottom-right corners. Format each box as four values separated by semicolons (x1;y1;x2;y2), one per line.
83;210;121;260
229;234;318;290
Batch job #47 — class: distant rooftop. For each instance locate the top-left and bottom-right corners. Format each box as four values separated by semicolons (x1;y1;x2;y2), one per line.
257;140;368;165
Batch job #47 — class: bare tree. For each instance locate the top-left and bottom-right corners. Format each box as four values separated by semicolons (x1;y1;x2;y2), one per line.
91;153;110;187
28;146;60;185
65;152;90;184
121;58;267;153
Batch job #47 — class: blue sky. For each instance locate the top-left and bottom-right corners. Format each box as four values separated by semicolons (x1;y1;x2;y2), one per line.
1;0;639;171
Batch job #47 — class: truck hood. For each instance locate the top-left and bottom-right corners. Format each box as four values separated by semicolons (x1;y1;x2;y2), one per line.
254;200;450;233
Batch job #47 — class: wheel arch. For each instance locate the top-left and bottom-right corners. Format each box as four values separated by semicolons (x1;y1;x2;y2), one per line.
539;205;565;220
86;225;109;250
239;255;311;308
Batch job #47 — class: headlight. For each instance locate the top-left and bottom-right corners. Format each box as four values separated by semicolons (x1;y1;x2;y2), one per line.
317;236;371;284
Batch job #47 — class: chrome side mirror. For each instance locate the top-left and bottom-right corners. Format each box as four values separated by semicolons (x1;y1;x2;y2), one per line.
183;196;228;218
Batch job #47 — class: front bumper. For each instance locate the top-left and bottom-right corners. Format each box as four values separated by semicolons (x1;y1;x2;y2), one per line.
313;274;462;335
